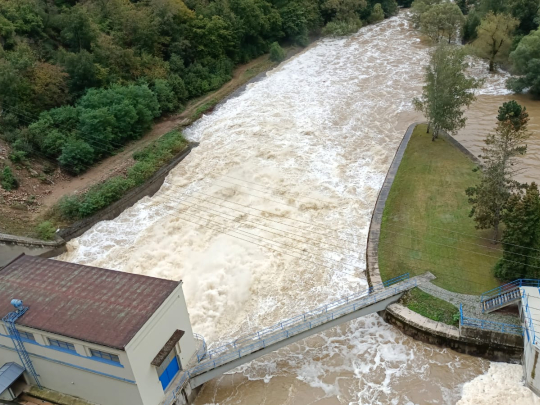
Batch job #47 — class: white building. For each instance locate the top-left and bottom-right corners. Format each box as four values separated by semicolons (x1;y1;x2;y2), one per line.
521;286;540;396
0;254;199;405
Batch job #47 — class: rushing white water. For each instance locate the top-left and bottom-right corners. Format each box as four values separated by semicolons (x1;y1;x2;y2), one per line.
59;12;538;404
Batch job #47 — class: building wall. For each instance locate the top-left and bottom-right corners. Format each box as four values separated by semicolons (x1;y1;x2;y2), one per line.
126;282;197;405
0;325;141;405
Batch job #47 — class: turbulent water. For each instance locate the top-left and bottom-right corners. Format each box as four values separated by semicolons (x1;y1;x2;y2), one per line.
59;12;540;405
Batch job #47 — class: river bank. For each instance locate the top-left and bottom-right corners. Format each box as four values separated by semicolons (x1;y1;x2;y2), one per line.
0;49;302;239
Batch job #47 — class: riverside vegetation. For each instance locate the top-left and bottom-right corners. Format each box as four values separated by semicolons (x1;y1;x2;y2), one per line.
0;0;406;238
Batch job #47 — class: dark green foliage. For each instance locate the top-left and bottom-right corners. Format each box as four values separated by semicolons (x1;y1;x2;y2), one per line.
269;42;286;62
55;131;188;220
462;12;481;42
508;29;540;96
1;166;19;191
9;150;27;163
397;0;414;7
379;0;399;17
494;183;540;280
368;4;385;24
36;221;56;241
58;139;95;175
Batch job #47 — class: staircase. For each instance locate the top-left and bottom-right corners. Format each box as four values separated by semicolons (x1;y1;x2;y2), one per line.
482;288;522;313
480;279;540;313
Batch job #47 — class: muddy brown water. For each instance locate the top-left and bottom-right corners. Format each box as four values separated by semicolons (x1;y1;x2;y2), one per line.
58;12;540;405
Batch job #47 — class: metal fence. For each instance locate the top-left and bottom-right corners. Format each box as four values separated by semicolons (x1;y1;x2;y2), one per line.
480;279;540;303
459;304;523;336
189;275;415;377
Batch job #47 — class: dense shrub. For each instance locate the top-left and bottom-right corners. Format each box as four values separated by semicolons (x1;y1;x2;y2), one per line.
36;221;56;240
368;4;385;24
58;139;95;174
269;42;286;62
54;131;188;220
1;166;18;191
322;19;362;36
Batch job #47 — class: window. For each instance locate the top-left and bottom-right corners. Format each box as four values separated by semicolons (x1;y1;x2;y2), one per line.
18;331;35;341
48;338;76;351
90;349;120;364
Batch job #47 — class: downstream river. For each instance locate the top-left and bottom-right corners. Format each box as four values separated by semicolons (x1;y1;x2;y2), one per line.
60;12;540;405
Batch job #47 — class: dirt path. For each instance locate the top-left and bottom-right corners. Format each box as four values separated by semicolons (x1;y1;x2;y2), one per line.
41;53;282;208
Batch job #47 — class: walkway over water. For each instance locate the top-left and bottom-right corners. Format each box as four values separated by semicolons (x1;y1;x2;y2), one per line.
162;274;418;404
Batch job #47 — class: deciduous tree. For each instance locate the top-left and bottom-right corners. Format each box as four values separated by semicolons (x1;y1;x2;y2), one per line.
466;100;531;241
494;182;540;280
471;12;518;72
413;44;482;141
507;29;540;96
419;2;464;43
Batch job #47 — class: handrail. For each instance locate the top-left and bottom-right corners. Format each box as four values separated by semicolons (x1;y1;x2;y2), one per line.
459;303;523;336
204;273;410;359
522;291;537;345
480;279;540;303
193;333;207;362
190;277;416;377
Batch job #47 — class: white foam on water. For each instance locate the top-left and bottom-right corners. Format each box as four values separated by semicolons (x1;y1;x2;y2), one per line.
58;11;525;405
458;363;540;404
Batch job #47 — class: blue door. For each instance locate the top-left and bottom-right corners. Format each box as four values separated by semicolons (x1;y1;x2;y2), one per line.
159;356;180;390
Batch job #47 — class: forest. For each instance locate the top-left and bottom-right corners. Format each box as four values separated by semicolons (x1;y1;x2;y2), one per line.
0;0;401;175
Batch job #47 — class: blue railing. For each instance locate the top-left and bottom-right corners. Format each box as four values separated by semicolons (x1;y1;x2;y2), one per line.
189;276;415;378
204;273;411;360
522;292;537;345
459;304;523;336
194;333;207;362
480;279;540;303
2;306;42;388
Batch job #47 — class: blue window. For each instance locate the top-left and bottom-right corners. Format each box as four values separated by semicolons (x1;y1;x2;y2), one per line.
90;349;120;364
49;338;76;352
18;331;35;341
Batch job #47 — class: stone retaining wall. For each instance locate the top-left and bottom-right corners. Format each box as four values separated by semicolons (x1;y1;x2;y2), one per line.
0;144;196;267
384;303;523;363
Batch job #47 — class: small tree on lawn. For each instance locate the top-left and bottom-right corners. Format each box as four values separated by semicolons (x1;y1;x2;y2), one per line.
471;12;518;72
466;100;531;241
494;183;540;280
413;43;482;141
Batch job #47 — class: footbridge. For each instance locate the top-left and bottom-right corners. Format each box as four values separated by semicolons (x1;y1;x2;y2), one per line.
162;273;418;405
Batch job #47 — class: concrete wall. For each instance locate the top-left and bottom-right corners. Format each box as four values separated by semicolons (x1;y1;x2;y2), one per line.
0;145;196;267
0;325;141;405
125;283;197;405
384;303;523;363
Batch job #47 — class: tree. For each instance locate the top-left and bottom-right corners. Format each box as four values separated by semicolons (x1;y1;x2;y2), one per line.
466;100;531;241
508;29;540;96
31;63;71;112
471;12;519;72
368;4;385;24
410;0;442;27
60;4;98;52
413;44;482;141
494;183;540;280
419;2;464;43
269;42;286;61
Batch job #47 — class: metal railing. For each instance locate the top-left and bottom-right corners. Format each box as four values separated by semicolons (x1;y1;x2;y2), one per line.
2;306;42;388
204;273;410;360
162;371;189;405
194;333;207;362
189;275;415;377
459;304;523;336
522;292;538;345
480;279;540;303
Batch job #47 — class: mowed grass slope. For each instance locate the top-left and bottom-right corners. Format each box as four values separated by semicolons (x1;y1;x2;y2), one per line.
379;124;501;295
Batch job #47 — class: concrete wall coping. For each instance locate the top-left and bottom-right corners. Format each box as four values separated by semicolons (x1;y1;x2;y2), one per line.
0;232;64;247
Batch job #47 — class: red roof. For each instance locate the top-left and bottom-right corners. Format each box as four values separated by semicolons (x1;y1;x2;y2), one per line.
0;255;180;350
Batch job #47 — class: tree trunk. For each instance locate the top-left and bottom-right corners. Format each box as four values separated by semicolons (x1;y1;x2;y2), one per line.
427;123;430;133
493;222;499;244
489;58;494;72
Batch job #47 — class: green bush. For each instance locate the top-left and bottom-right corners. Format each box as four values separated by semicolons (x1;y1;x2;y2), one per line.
9;150;27;163
36;221;56;240
368;4;385;24
1;166;19;191
269;42;286;62
54;131;188;220
58;139;95;175
322;19;362;36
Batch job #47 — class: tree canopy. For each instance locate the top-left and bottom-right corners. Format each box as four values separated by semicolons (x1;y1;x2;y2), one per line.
413;44;482;141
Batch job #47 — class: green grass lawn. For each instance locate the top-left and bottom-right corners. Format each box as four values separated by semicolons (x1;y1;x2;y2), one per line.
379;124;501;295
401;288;460;326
